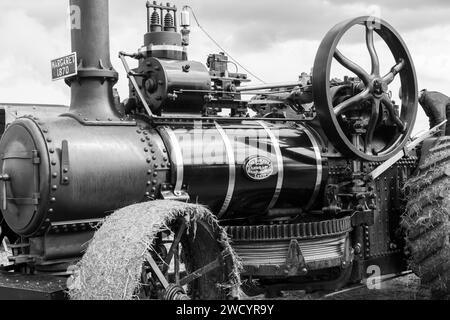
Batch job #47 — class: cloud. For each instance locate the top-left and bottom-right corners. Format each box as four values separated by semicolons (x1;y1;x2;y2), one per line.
177;0;450;52
0;0;448;134
0;8;69;104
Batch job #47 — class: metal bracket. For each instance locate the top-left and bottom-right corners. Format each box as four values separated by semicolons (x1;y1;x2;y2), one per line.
285;239;307;276
351;210;374;227
0;173;10;211
60;140;70;185
160;190;190;202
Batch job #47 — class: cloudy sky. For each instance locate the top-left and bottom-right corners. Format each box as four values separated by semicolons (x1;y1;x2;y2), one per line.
1;0;449;133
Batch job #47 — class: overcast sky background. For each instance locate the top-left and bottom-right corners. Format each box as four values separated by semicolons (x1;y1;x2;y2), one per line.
1;0;449;133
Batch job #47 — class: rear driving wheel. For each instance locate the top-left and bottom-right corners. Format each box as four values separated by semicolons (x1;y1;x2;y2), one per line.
402;138;450;298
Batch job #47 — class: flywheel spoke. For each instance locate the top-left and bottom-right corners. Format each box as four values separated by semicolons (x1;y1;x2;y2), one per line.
381;94;406;132
365;98;381;154
334;49;370;84
334;88;371;115
382;59;405;84
366;24;380;76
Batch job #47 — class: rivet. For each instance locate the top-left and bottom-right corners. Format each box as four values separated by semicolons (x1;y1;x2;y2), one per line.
84;118;89;121
145;192;150;196
63;177;69;183
52;185;58;191
140;126;144;130
151;187;156;192
144;148;149;152
163;149;167;153
63;168;69;173
50;197;56;203
147;170;152;175
43;129;49;133
141;138;146;143
146;136;150;141
147;158;152;163
163;157;168;161
151;149;155;154
153;172;158;177
47;138;53;143
49;148;55;154
149;143;153;147
147;181;151;186
152;156;157;160
52;173;58;178
154;164;159;168
51;160;57;166
152;180;157;185
166;163;171;168
48;208;54;214
161;163;166;168
143;132;148;135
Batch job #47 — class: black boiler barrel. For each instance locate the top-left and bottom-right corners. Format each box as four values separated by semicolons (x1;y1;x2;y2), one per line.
158;121;327;218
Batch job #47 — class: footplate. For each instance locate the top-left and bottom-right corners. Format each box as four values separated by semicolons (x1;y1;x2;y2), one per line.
0;272;67;300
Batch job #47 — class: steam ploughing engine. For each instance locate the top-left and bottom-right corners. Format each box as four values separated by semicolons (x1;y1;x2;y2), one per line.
0;0;445;299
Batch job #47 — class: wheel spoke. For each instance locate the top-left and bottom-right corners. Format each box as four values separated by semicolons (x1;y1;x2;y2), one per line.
382;59;405;84
381;95;406;132
163;220;186;273
334;88;371;115
366;25;380;76
334;49;370;84
145;253;170;289
174;245;180;285
140;265;151;297
179;248;231;286
365;99;381;154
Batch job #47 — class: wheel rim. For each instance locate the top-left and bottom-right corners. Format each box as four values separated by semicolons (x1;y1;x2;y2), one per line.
313;16;418;161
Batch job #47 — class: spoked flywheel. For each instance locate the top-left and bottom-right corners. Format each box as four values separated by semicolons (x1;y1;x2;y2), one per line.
313;16;418;161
